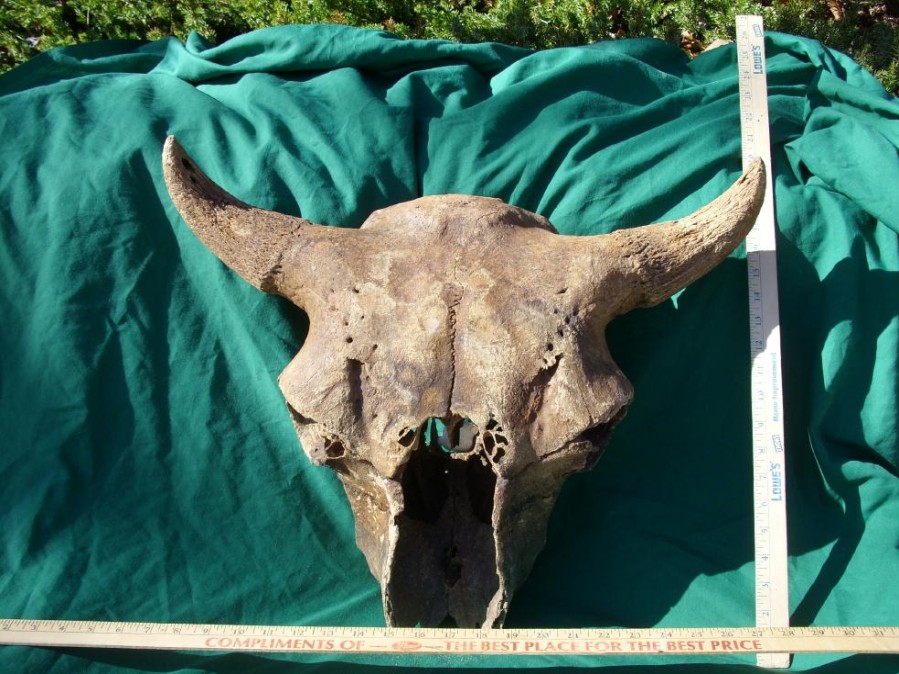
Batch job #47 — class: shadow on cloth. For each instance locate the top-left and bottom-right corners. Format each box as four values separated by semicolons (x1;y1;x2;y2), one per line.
45;646;899;673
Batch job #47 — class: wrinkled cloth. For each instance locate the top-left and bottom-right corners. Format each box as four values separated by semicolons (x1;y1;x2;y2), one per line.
1;25;897;673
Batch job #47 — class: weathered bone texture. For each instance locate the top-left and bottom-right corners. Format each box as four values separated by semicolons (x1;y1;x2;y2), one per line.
162;136;765;628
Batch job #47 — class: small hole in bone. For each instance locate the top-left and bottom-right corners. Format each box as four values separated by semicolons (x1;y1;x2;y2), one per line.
398;428;417;447
483;433;495;453
564;316;571;325
346;358;363;421
556;288;568;294
352;286;360;294
345;336;353;343
180;158;193;171
494;433;507;445
546;343;554;351
324;438;346;459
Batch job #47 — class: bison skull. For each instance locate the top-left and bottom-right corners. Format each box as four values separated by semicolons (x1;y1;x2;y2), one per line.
162;136;764;628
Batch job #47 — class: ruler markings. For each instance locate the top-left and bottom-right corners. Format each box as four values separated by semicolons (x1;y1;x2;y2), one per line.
2;621;898;656
735;14;791;670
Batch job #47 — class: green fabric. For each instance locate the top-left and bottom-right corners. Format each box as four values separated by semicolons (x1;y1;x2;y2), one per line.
1;24;898;673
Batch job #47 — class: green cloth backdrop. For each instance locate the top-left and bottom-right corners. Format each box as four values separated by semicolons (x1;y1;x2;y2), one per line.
1;25;897;673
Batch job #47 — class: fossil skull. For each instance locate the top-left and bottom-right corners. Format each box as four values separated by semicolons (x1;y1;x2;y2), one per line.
162;136;764;628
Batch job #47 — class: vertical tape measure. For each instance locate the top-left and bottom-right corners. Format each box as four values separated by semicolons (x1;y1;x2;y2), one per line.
735;14;791;670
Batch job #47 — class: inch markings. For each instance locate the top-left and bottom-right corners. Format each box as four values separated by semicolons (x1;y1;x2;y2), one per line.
736;14;791;670
2;621;898;656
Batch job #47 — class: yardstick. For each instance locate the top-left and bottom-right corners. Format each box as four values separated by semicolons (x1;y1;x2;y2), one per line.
2;621;898;657
735;14;791;670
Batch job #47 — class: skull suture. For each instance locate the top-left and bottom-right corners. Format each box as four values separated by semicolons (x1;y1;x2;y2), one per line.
162;137;764;628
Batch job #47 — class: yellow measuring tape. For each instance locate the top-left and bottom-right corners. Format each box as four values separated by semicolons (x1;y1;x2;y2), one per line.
2;621;898;656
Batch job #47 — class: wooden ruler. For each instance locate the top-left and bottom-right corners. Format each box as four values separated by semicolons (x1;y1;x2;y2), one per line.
2;620;898;657
735;14;791;670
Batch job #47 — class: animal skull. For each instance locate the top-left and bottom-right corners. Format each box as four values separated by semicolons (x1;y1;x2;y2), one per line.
162;136;764;628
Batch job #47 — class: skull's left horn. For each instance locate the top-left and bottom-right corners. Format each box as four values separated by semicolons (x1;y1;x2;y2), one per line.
162;136;327;295
597;159;766;312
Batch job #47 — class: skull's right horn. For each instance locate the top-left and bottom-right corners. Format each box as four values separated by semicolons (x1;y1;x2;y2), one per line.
162;136;351;303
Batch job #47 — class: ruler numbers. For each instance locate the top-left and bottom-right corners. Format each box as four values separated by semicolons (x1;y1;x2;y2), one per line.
736;14;791;669
3;620;899;655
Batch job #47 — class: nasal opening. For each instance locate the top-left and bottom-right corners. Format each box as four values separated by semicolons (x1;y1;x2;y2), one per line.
388;416;500;628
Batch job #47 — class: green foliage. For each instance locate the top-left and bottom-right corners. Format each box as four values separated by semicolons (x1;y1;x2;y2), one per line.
2;0;897;94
